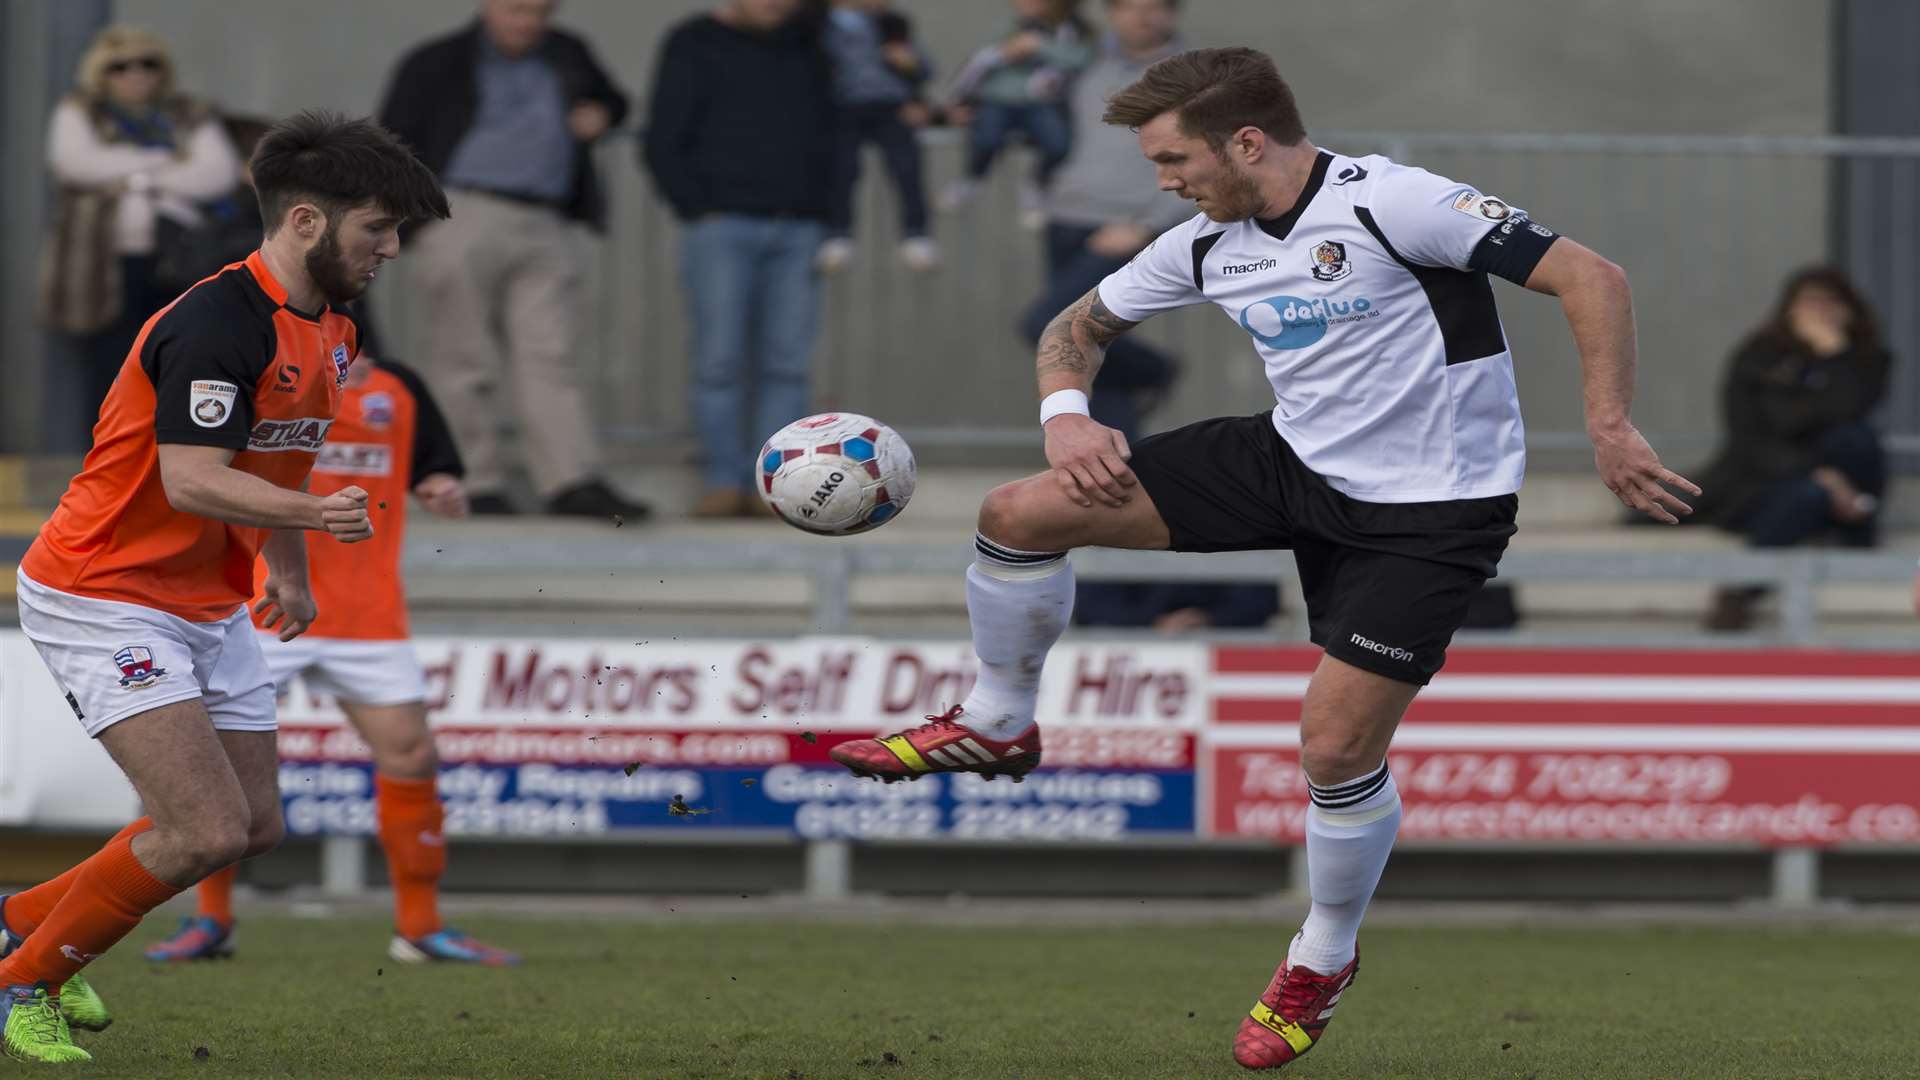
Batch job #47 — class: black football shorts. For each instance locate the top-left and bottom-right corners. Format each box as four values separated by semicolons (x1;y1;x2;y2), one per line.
1127;412;1518;685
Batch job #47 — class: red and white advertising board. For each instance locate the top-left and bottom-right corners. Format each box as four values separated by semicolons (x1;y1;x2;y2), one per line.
1206;647;1920;846
5;631;1919;847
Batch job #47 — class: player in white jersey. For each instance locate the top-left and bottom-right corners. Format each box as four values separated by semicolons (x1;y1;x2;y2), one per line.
831;48;1699;1070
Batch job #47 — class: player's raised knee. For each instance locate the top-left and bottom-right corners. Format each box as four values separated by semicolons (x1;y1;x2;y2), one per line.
977;477;1072;554
976;481;1025;547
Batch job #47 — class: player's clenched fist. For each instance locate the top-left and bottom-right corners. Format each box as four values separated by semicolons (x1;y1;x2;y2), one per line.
320;485;375;542
1043;413;1136;509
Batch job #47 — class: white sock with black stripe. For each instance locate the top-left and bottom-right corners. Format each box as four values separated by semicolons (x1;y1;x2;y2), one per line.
956;534;1073;741
1292;760;1401;972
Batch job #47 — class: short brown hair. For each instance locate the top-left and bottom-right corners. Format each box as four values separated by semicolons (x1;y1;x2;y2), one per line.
1102;47;1305;151
251;110;449;234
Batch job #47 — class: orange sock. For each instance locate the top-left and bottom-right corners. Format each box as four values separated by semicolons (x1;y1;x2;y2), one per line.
197;865;237;926
0;828;180;989
376;774;445;939
0;817;152;939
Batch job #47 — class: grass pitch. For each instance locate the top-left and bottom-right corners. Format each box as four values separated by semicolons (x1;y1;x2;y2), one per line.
46;912;1919;1079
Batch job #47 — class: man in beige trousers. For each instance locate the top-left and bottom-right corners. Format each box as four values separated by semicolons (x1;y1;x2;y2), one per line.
378;0;648;519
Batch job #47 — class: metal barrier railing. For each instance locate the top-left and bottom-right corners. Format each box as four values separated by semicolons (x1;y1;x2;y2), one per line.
405;537;1920;647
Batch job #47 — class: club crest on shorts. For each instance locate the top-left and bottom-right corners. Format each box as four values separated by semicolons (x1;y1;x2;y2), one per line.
331;343;352;388
1309;241;1353;282
112;646;169;689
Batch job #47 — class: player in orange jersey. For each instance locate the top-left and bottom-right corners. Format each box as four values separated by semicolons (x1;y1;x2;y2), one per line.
146;344;519;967
0;111;446;1065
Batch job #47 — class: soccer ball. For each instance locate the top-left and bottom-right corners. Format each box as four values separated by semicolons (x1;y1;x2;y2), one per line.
756;413;916;535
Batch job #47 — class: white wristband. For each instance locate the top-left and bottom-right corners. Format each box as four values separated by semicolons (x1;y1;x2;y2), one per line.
1040;388;1091;426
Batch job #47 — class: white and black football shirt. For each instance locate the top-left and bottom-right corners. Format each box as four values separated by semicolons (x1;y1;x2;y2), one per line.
1099;149;1560;503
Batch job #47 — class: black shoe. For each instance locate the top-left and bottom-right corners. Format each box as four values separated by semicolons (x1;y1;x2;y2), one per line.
468;493;518;516
545;479;653;523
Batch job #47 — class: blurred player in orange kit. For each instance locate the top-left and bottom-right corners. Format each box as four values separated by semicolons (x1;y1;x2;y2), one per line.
0;110;447;1064
145;341;521;967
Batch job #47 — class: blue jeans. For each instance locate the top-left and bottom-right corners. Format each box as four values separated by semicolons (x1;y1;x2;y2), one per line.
829;103;930;239
680;214;827;490
967;102;1072;185
1740;422;1886;549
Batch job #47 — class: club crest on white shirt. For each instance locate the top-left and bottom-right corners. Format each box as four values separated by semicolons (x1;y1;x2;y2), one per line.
1310;241;1353;282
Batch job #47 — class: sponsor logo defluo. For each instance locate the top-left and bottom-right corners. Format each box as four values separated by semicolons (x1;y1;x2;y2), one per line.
1238;294;1378;350
1350;633;1414;663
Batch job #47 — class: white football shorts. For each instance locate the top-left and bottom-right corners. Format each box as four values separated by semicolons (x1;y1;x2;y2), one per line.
258;634;428;707
16;570;276;737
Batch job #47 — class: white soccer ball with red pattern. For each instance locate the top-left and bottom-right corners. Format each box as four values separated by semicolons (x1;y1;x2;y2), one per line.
757;413;916;535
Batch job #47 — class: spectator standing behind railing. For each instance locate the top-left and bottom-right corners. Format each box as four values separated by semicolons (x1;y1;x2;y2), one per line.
1019;0;1188;441
940;0;1093;229
1038;0;1281;635
1687;266;1891;631
816;0;939;275
38;25;240;448
378;0;647;520
644;0;834;519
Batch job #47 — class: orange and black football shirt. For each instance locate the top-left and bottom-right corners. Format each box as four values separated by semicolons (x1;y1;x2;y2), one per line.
249;359;462;641
23;252;360;623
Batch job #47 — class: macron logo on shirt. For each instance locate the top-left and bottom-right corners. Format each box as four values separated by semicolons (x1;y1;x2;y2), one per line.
1222;257;1278;276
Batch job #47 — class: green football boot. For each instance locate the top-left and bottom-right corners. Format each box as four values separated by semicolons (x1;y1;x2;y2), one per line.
57;972;110;1032
1;984;91;1064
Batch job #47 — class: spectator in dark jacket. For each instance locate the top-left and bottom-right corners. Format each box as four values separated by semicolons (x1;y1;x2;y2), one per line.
644;0;835;518
378;0;646;521
1694;266;1892;630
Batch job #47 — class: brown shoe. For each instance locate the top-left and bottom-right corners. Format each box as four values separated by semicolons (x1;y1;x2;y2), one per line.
738;492;778;519
1704;586;1762;632
690;489;746;518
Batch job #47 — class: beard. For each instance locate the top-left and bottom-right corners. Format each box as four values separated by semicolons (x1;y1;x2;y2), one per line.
1206;155;1268;221
304;225;366;305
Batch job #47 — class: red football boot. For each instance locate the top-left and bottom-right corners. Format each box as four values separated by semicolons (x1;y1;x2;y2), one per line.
1232;942;1359;1070
828;706;1041;783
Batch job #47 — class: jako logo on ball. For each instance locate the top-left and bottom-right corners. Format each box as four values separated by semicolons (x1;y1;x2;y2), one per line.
1238;294;1376;349
806;470;847;515
757;412;916;536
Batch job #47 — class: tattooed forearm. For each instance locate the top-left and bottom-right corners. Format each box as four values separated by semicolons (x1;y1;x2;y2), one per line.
1084;294;1138;342
1035;287;1140;388
1037;311;1090;379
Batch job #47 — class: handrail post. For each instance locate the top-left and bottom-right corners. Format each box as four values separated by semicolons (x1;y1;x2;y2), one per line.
1776;551;1819;645
812;546;854;634
320;835;367;897
1770;846;1820;908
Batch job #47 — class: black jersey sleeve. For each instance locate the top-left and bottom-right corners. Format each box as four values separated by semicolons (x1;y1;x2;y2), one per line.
144;296;276;450
381;359;465;484
1366;162;1561;285
1467;215;1561;286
